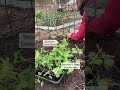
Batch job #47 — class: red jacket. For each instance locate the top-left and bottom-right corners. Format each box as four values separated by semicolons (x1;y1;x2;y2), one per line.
71;0;120;40
86;0;120;35
70;11;85;41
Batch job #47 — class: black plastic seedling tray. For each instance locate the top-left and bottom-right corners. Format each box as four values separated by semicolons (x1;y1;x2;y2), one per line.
35;69;66;84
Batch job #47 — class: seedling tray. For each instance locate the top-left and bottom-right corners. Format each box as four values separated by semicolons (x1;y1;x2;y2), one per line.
35;69;66;84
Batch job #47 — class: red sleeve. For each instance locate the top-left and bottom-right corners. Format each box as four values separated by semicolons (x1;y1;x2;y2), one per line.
86;0;120;35
70;12;85;41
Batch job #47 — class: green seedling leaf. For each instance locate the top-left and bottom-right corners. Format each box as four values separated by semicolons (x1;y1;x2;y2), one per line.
55;56;62;61
62;38;68;46
75;47;83;54
67;68;74;75
52;67;63;78
63;52;71;58
35;62;39;69
44;71;50;76
104;59;114;67
41;81;44;86
13;50;22;63
20;53;26;62
55;61;60;67
56;73;60;78
72;48;78;54
49;76;52;79
51;35;56;39
58;50;63;55
14;51;19;63
35;51;41;60
64;31;69;36
85;66;92;75
76;59;80;63
37;78;40;83
93;59;103;65
78;50;83;55
38;72;42;76
102;54;115;59
35;11;44;19
98;79;108;86
88;52;96;57
88;61;94;65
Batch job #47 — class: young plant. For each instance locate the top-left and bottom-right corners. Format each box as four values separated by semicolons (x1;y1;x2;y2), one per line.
35;11;44;19
35;38;82;80
0;51;34;90
42;11;64;26
85;44;114;86
35;78;44;86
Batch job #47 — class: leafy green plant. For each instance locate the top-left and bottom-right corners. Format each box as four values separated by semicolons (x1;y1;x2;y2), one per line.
42;11;64;26
86;49;114;69
35;11;44;19
0;51;34;90
35;38;82;80
85;44;114;86
35;78;44;86
35;10;81;26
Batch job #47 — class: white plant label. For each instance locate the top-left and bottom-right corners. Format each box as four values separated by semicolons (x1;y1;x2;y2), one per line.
43;40;58;47
61;62;80;69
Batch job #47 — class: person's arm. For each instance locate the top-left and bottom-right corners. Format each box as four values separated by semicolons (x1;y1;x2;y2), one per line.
70;22;85;41
86;0;120;35
67;12;85;41
67;10;85;41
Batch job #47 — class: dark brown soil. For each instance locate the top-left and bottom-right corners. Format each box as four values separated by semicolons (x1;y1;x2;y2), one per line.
0;4;34;58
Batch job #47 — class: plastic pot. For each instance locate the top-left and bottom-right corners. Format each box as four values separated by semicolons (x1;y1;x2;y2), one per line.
35;69;66;84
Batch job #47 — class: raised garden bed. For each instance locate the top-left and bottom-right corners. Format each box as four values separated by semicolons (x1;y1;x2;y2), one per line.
35;20;81;30
35;11;81;30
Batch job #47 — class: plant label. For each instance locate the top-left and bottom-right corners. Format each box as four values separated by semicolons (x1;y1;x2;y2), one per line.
43;40;58;47
61;62;80;69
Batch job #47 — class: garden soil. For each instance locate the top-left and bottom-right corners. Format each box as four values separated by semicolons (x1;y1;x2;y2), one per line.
0;4;34;58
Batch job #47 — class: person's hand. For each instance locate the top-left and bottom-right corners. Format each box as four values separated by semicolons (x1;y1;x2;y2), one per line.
83;38;85;41
66;33;71;38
